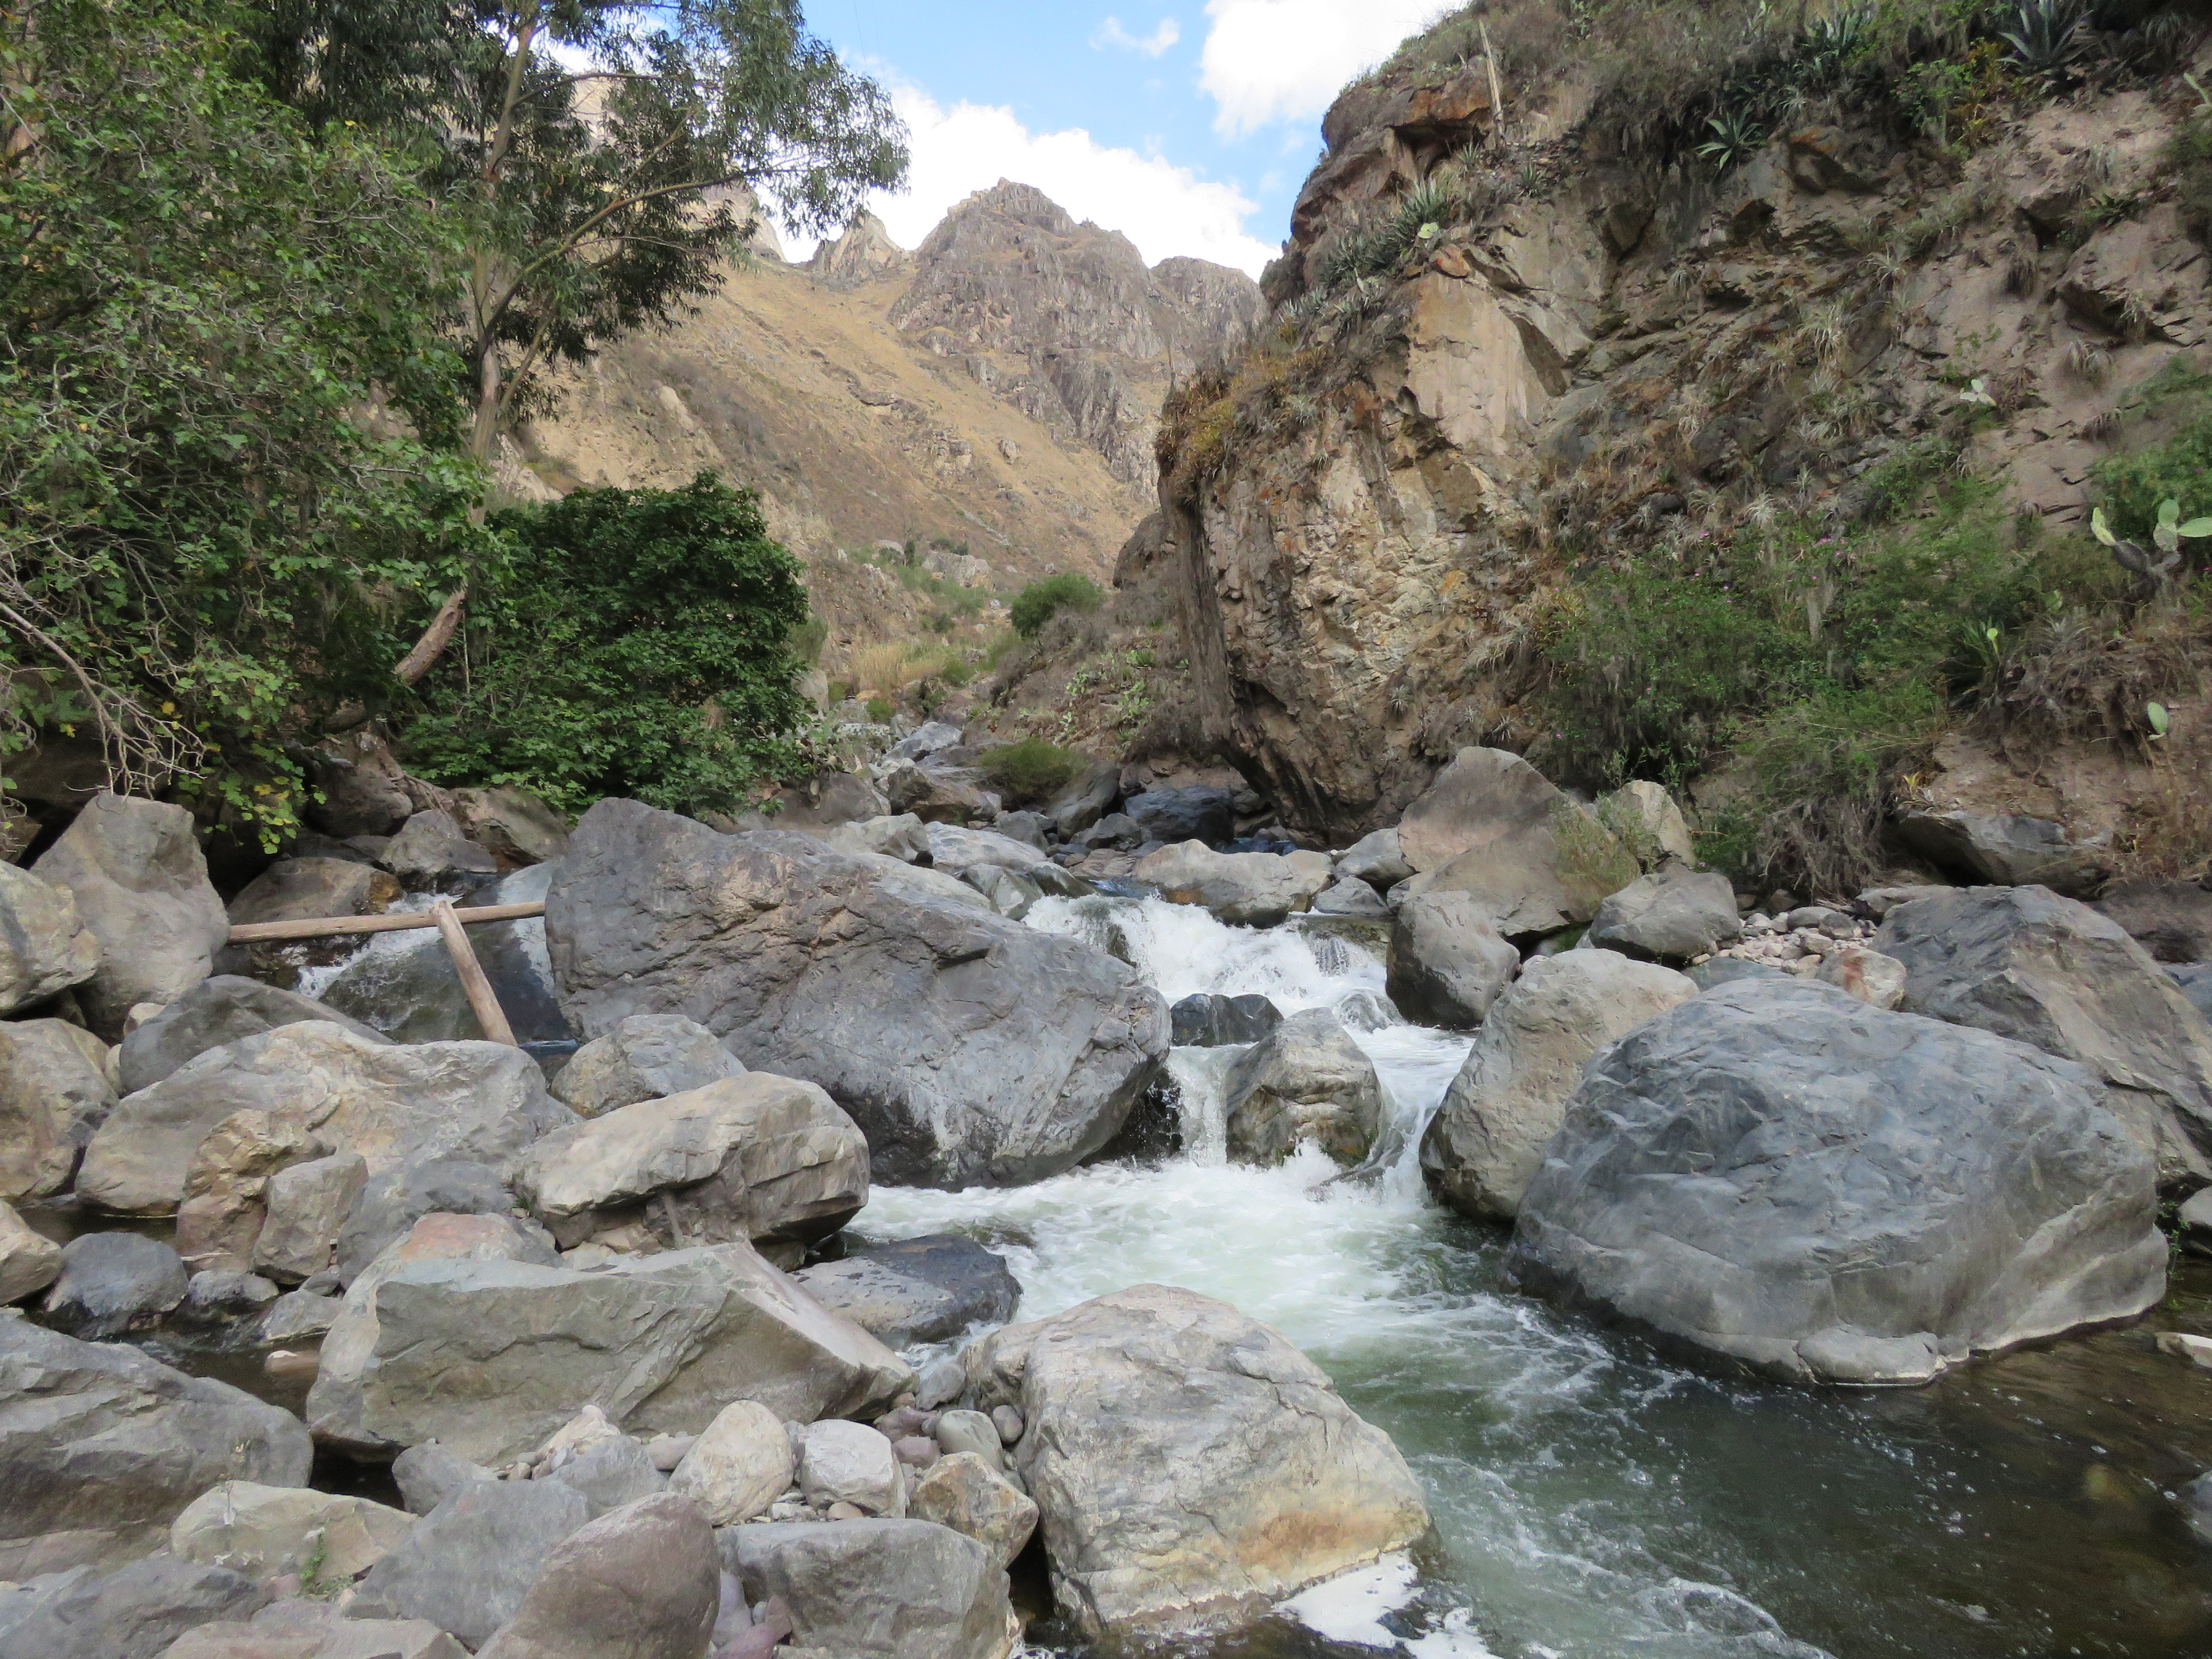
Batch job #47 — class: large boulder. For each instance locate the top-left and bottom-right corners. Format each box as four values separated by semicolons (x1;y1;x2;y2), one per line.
32;794;229;1038
380;810;499;884
1421;949;1697;1222
545;801;1168;1189
169;1481;413;1581
0;1018;117;1203
1385;892;1520;1028
2094;877;2212;964
1168;993;1281;1048
0;1317;313;1577
909;1452;1038;1571
307;1236;911;1465
882;764;997;827
968;1285;1427;1636
223;858;394;931
1123;786;1233;846
793;1234;1020;1348
516;1073;868;1253
1223;1008;1382;1167
1312;876;1391;918
922;822;1048;878
1894;809;2108;897
348;1479;590;1651
80;1022;570;1215
1586;864;1743;960
1132;842;1333;926
0;1202;61;1304
721;1519;1016;1659
549;1014;743;1118
252;1153;368;1284
1047;761;1120;839
1596;781;1695;867
1335;827;1413;888
453;785;572;867
821;812;930;864
159;1604;464;1659
1508;980;2166;1383
474;1493;719;1659
40;1232;188;1337
301;729;414;838
798;1418;902;1515
333;1159;513;1286
118;977;388;1095
1395;749;1637;938
314;863;571;1048
0;863;100;1016
666;1399;791;1526
0;1556;264;1659
1874;886;2212;1186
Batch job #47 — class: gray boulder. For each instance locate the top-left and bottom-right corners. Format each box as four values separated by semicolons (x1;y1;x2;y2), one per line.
1686;956;1788;992
223;857;390;930
0;1018;117;1203
32;793;229;1038
1894;809;2108;897
1075;811;1142;852
1395;749;1637;938
335;1158;513;1286
721;1519;1015;1659
1874;886;2212;1185
0;1317;313;1577
1168;993;1282;1048
349;1478;589;1651
301;730;414;838
1587;863;1743;959
549;1014;745;1119
1047;761;1120;839
380;809;499;883
0;1556;264;1659
768;771;893;830
1131;842;1333;926
959;863;1043;921
161;1602;464;1658
2171;963;2212;1022
0;863;100;1016
255;1288;338;1344
40;1232;188;1338
474;1493;718;1659
0;1202;61;1304
1312;876;1391;918
118;976;387;1095
543;1435;667;1518
909;1452;1037;1571
179;1269;280;1327
1224;1008;1383;1167
1335;827;1413;888
390;1441;493;1516
1596;781;1696;866
253;1153;368;1284
666;1399;790;1526
1385;891;1521;1028
885;721;964;763
168;1479;414;1580
80;1021;570;1215
967;1284;1427;1636
882;763;997;826
821;813;930;865
991;810;1052;852
2095;878;2212;964
1508;980;2166;1383
517;1073;867;1253
453;785;572;867
545;801;1167;1189
793;1234;1020;1348
1422;950;1697;1222
798;1418;901;1515
307;1236;911;1465
1124;786;1233;846
923;822;1048;878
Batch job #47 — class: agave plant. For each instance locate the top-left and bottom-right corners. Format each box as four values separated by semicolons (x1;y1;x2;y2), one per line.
1998;0;2090;78
1800;3;1873;84
1696;108;1767;175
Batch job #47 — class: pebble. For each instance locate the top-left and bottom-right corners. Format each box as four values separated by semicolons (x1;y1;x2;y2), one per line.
264;1348;319;1383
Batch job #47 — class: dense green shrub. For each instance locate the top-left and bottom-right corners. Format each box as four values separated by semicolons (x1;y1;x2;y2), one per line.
406;474;811;817
1009;574;1104;638
978;737;1082;805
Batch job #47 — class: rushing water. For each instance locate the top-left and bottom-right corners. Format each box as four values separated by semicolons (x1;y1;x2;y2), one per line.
860;894;2212;1659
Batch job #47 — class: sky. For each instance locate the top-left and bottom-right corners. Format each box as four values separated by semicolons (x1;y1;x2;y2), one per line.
781;0;1458;277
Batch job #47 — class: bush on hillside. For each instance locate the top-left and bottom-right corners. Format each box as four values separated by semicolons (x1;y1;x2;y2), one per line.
979;738;1082;805
405;474;811;817
1010;574;1104;638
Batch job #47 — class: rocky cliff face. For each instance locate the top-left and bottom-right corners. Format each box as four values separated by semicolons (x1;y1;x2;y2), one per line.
1125;42;2212;843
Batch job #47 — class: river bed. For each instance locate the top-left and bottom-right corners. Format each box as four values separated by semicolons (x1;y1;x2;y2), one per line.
860;894;2212;1659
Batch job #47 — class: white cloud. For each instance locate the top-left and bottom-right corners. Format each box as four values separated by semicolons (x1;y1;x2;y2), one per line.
787;85;1277;277
1199;0;1455;136
1092;15;1183;56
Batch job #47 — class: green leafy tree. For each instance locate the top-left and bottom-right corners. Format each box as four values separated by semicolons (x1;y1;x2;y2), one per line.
1010;574;1105;638
406;474;812;815
246;0;907;683
0;0;489;840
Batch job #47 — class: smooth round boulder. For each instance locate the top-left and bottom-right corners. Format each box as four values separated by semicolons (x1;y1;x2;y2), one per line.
798;1420;901;1516
1223;1007;1382;1167
669;1400;793;1526
41;1232;188;1338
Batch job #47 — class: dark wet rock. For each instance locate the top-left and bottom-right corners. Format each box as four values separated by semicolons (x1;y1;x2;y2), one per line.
793;1234;1020;1348
1123;786;1233;846
40;1232;188;1338
1169;992;1282;1048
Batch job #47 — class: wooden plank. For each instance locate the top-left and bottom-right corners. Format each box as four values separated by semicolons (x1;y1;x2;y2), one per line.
432;899;519;1047
227;900;546;945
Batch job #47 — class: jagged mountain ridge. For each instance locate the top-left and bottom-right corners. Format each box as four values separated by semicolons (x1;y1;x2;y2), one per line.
516;182;1262;681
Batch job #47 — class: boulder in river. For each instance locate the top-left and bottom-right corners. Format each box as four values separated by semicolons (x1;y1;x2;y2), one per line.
474;1492;720;1659
380;809;500;883
1168;992;1282;1048
79;1021;570;1215
966;1283;1427;1636
883;763;998;826
1311;875;1391;918
822;812;930;864
1133;842;1334;926
223;856;397;931
549;1014;743;1118
546;801;1168;1189
1586;865;1743;960
0;1317;313;1577
667;1399;792;1526
117;976;387;1095
0;862;100;1016
1396;748;1637;938
32;793;229;1038
0;1201;61;1304
909;1451;1038;1571
0;1017;117;1203
1124;786;1234;846
1047;760;1120;839
39;1231;187;1337
794;1233;1019;1349
308;1232;911;1465
1874;885;2212;1186
1223;1007;1383;1167
1385;891;1520;1028
1422;949;1697;1222
1508;979;2166;1383
721;1518;1017;1659
1335;827;1413;889
453;784;573;867
516;1072;868;1253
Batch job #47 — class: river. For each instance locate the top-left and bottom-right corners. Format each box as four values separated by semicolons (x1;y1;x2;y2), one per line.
858;894;2212;1659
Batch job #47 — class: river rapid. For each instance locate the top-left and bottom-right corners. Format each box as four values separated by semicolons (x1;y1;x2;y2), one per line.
861;895;2212;1659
